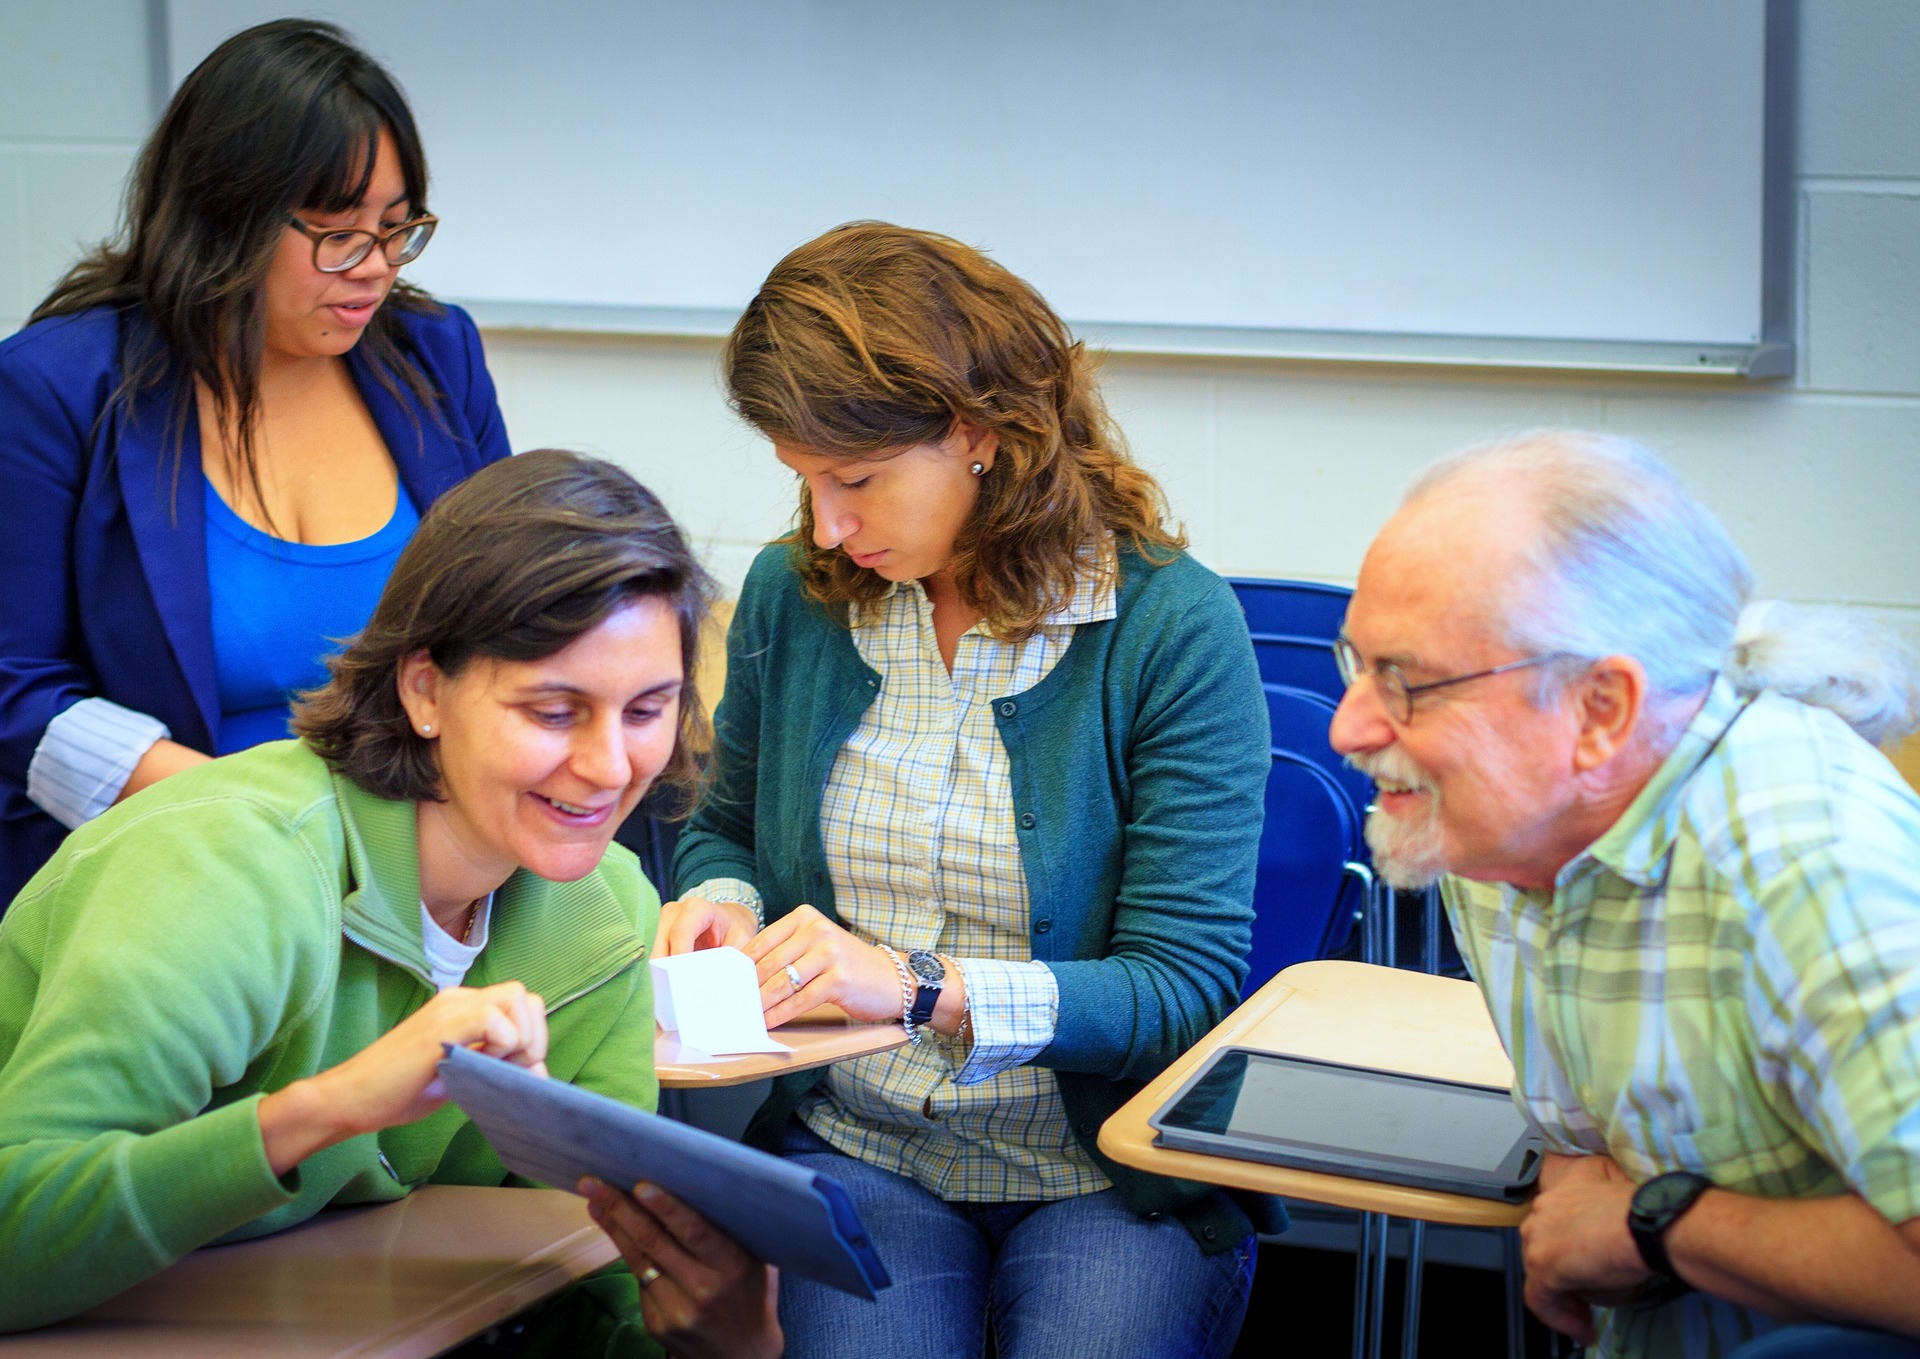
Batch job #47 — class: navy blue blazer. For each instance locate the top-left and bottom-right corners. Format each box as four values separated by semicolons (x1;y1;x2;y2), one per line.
0;301;511;904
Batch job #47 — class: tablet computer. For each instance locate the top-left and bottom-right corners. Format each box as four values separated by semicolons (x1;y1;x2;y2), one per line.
1149;1047;1543;1202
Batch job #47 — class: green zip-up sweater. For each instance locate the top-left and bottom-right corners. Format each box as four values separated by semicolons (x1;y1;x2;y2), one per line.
0;739;657;1333
674;543;1273;1250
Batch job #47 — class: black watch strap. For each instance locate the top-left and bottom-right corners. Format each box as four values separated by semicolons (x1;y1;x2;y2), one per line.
1629;1171;1713;1287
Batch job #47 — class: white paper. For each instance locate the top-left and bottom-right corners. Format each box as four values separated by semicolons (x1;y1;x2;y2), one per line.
649;947;791;1055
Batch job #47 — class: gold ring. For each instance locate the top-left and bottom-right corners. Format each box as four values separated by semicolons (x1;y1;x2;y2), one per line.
784;963;803;992
637;1264;663;1289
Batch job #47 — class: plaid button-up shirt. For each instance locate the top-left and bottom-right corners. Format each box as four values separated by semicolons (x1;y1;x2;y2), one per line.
692;570;1116;1202
1446;678;1920;1359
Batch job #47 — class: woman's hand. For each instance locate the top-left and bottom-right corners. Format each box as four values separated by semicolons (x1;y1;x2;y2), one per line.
256;981;548;1176
743;903;906;1028
581;1177;782;1359
656;896;759;957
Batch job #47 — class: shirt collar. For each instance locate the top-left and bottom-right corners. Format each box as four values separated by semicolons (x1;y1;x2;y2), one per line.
852;548;1118;631
1565;676;1751;890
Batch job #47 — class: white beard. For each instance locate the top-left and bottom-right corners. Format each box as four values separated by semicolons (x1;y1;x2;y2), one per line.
1348;746;1449;890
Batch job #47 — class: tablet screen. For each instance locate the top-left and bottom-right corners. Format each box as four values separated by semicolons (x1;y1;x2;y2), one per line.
1161;1051;1528;1175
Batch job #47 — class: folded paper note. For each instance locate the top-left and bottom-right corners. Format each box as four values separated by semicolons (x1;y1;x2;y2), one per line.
437;1044;890;1298
649;947;791;1055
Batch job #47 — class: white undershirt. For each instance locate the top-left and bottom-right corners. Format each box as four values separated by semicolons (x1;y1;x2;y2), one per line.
419;893;494;991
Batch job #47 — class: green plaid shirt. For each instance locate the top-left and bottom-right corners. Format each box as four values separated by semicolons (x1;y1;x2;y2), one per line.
1446;678;1920;1359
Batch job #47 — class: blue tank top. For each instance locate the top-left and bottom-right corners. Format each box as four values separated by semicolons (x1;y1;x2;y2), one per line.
204;476;419;755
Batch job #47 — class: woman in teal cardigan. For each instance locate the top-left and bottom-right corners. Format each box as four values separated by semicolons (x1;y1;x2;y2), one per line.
0;451;779;1359
666;224;1270;1359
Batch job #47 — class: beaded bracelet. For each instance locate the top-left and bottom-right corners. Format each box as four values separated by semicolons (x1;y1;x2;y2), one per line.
876;944;919;1045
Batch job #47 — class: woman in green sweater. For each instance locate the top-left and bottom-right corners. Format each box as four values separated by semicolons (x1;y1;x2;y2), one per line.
0;450;780;1358
664;224;1270;1359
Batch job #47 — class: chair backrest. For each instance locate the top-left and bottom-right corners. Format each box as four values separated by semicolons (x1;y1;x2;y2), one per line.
1263;683;1371;822
1228;577;1352;640
1246;749;1366;997
1231;575;1354;708
1250;633;1346;702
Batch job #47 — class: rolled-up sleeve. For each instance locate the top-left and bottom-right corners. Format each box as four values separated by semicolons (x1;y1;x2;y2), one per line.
947;957;1059;1085
26;698;170;830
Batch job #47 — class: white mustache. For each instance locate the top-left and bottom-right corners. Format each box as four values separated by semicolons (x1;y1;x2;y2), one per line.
1346;746;1436;798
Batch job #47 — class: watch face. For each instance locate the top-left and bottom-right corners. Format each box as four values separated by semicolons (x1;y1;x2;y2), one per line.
1636;1172;1709;1219
908;950;945;984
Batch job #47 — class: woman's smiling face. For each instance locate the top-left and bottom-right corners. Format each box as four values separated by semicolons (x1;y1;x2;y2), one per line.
401;596;685;891
262;126;412;363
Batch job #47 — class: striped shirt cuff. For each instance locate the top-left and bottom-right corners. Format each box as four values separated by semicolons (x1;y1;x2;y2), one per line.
26;698;172;831
682;877;765;929
949;958;1057;1086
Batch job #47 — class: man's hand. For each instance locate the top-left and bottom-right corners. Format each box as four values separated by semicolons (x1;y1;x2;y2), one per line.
1520;1153;1655;1341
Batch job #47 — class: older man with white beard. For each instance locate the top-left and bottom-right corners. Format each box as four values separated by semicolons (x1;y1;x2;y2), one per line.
1328;431;1920;1359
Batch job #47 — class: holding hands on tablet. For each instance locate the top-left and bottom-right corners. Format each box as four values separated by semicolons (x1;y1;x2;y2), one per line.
257;981;550;1176
581;1176;783;1359
658;898;968;1035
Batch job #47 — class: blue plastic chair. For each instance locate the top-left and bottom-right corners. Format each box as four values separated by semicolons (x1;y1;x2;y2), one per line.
1245;749;1375;998
1229;578;1352;703
1228;577;1352;640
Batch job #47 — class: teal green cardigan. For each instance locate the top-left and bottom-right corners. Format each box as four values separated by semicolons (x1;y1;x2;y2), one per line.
0;740;659;1336
674;543;1272;1249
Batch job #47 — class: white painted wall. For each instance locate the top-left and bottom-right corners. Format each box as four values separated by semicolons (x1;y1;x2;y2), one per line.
6;2;1917;643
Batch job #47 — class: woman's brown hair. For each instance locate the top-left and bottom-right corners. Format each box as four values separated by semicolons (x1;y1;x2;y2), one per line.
723;221;1184;639
33;19;442;524
295;449;714;809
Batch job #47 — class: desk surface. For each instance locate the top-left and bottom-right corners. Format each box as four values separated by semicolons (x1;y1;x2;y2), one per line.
1099;959;1526;1227
0;1186;617;1359
656;1008;907;1087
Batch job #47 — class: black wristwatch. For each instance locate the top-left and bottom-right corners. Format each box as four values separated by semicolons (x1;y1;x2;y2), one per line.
1628;1171;1712;1298
904;950;945;1035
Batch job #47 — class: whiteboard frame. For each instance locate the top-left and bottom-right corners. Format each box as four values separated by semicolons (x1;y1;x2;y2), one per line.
458;0;1797;381
156;0;1798;380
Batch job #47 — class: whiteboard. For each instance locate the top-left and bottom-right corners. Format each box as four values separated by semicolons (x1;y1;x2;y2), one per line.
167;1;1787;374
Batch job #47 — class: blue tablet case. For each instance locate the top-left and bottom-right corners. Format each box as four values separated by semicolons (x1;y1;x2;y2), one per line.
437;1045;890;1299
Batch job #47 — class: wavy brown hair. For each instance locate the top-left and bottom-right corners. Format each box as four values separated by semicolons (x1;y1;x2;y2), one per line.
294;450;715;811
722;221;1184;638
33;19;442;524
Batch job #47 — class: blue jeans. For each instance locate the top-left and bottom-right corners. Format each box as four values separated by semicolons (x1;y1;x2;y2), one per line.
776;1121;1256;1359
1731;1325;1920;1358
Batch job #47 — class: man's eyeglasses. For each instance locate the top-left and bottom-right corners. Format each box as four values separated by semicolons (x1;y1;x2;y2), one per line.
1332;636;1568;724
286;214;438;273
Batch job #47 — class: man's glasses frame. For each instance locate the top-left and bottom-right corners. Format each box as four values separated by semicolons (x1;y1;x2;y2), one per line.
1332;636;1569;725
286;213;439;273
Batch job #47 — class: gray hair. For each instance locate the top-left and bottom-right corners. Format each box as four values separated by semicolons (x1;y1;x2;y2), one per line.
1408;430;1920;748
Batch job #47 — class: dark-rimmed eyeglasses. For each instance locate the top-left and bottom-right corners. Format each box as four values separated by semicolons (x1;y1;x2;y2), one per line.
1333;635;1569;724
286;214;438;273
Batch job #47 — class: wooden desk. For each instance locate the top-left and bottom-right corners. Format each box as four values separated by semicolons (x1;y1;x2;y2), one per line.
0;1186;616;1359
1099;959;1524;1228
656;1009;907;1088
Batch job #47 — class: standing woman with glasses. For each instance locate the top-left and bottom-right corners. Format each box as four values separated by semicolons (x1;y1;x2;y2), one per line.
0;19;507;905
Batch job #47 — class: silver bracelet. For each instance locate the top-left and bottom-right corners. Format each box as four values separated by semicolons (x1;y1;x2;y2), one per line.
877;944;919;1045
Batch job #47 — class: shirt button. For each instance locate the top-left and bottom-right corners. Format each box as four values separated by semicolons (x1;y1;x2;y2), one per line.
1035;919;1052;934
1020;812;1036;830
999;700;1017;717
1202;1225;1218;1242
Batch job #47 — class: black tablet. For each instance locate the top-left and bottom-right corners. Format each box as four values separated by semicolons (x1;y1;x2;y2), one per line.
1149;1048;1543;1202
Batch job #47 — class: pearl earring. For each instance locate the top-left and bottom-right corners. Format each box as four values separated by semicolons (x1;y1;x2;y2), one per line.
970;461;985;476
421;724;432;735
